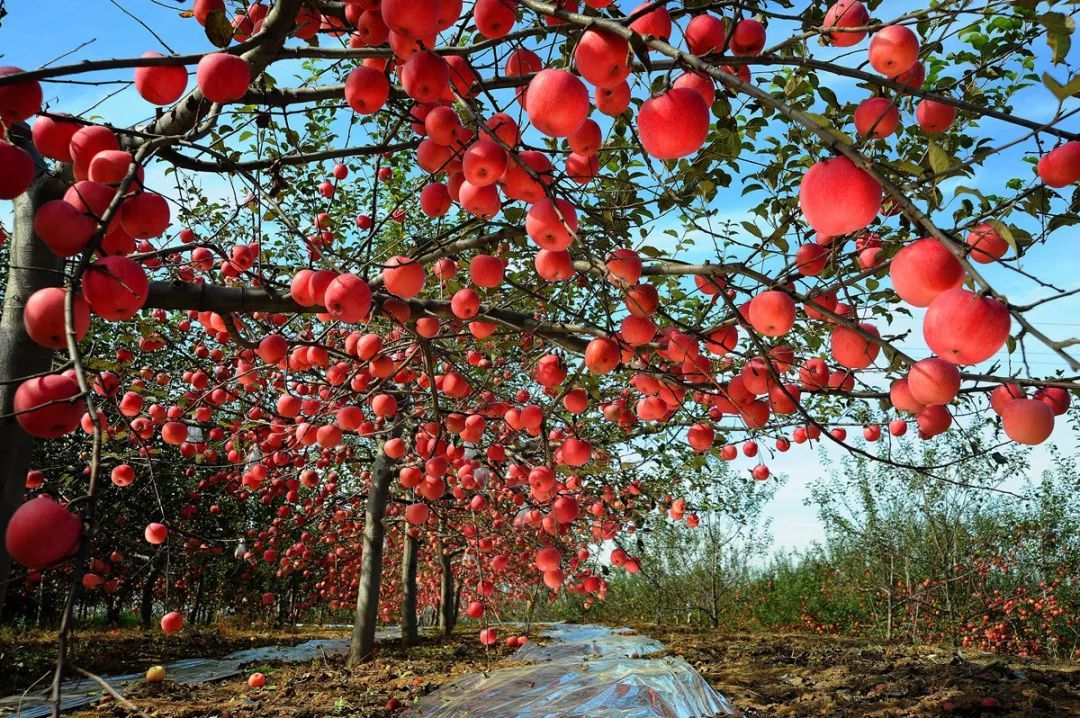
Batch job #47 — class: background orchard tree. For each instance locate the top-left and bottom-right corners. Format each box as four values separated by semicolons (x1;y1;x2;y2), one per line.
580;430;1080;659
0;0;1078;711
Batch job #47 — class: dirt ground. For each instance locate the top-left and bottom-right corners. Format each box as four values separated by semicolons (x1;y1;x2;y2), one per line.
4;625;1079;717
68;629;511;718
0;623;347;696
640;626;1080;717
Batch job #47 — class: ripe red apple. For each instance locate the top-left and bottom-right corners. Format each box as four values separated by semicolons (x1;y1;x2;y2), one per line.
585;337;620;374
526;198;578;250
14;373;84;439
729;19;766;55
69;125;119;180
854;97;900;138
990;383;1024;415
381;0;440;38
420;182;452;217
605;249;642;286
160;610;183;634
382;256;426;298
889;377;925;414
161;422;188;445
458;180;501;219
889;238;963;307
451;288;480;318
0;140;34;200
475;0;516;38
569;119;602;156
1034;387;1070;416
32;114;82;162
916;98;956;134
0;66;43;126
344;66;390;114
965;223;1008;263
562;437;592;466
23;287;91;349
566;151;599;183
907;358;961;405
748;290;796;337
1036;141;1080;187
923;289;1010;365
34;200;96;257
82;256;149;321
688;423;715;452
628;3;672;39
795;242;828;276
830;322;880;369
534;249;574;282
87;150;140;185
685;13;725;55
192;0;225;25
575;29;630;88
620;314;655;346
535;546;561;571
120;191;170;239
5;496;81;569
400;51;449;103
134;52;188;105
111;464;136;487
916;403;952;437
637;88;710;160
525;69;589;137
799;156;882;236
595;80;631;116
470;254;505;288
823;1;870;46
404;503;429;525
324;273;372;322
672;72;715;106
196;53;250;104
1001;399;1054;445
868;25;920;77
462;141;508;187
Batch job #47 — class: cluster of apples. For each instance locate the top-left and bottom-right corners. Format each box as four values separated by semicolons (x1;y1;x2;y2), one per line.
3;0;1080;639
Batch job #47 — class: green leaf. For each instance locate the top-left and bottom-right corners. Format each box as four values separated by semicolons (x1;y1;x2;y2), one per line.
740;221;763;239
1039;12;1075;65
1042;72;1080;101
802;113;854;145
927;140;957;177
204;7;233;49
891;159;925;177
984;219;1017;252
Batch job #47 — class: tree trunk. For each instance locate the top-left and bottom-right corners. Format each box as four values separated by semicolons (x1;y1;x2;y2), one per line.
347;427;399;664
140;559;162;629
190;572;204;627
401;532;419;646
438;546;456;636
0;133;66;615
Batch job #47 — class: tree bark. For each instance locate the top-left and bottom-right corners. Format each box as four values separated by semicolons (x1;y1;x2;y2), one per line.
438;543;456;636
401;532;419;647
0;133;66;615
140;558;162;629
347;425;400;664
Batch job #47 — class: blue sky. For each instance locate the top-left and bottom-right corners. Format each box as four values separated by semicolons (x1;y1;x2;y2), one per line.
3;2;1078;554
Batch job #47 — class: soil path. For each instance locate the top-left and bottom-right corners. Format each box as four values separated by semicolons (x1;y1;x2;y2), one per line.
0;629;398;718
